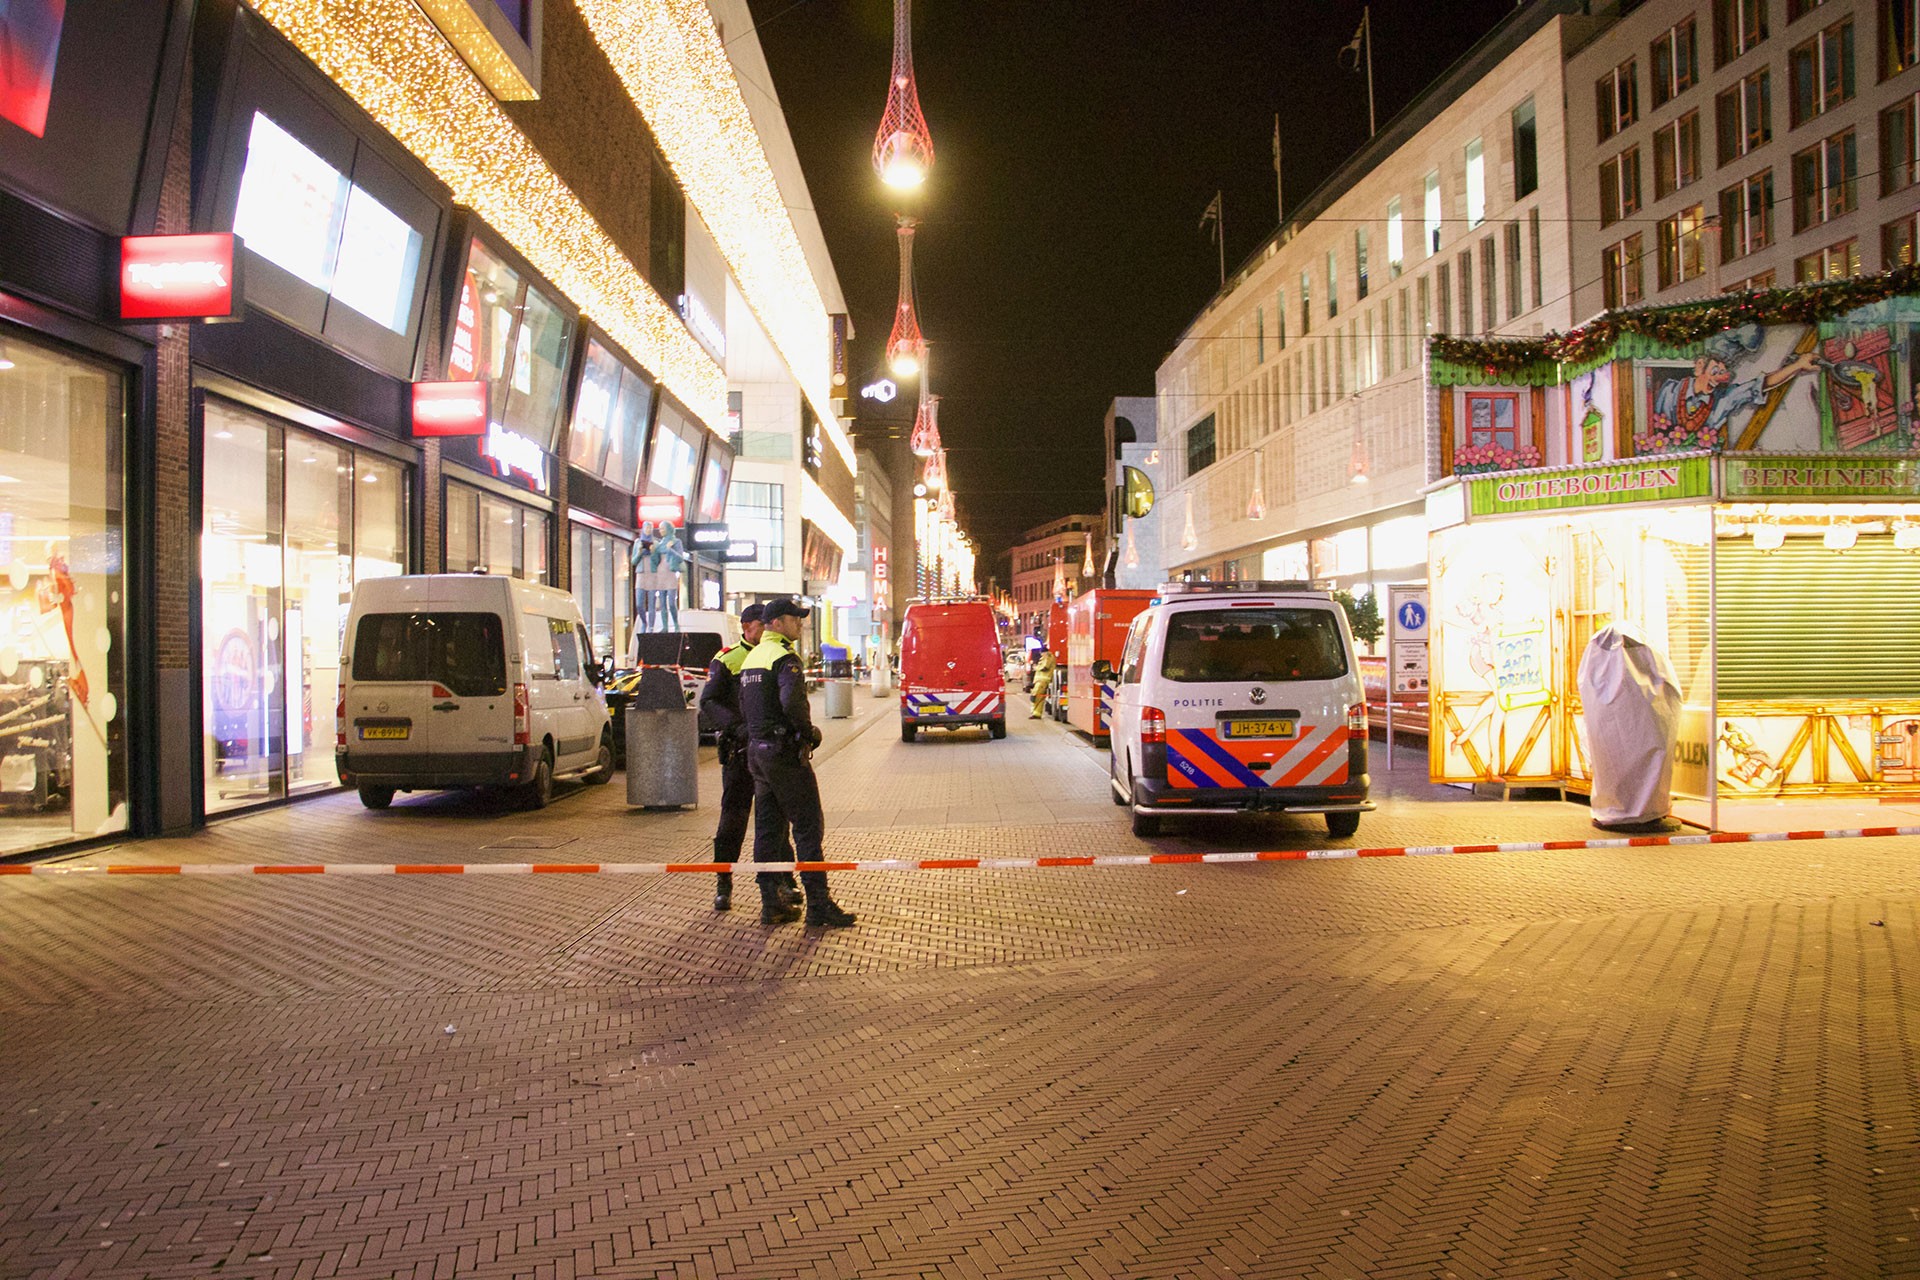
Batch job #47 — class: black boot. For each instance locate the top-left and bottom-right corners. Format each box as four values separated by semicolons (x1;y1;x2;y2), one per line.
779;874;803;909
800;870;855;928
713;873;732;912
759;876;801;925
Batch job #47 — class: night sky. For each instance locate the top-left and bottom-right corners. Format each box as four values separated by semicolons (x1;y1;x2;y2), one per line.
743;0;1521;572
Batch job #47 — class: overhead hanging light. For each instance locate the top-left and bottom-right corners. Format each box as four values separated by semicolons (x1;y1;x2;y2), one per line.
1247;450;1267;520
886;217;924;376
1751;522;1785;552
872;0;935;189
1181;493;1198;552
1824;519;1858;551
1081;532;1096;576
1348;419;1370;485
922;447;947;493
909;385;941;457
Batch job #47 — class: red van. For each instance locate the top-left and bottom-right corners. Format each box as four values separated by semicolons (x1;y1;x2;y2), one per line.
1065;587;1155;741
899;600;1006;741
1042;599;1071;720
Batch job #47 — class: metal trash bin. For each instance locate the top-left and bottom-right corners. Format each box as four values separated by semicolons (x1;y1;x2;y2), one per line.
625;668;698;808
822;645;853;720
870;659;891;697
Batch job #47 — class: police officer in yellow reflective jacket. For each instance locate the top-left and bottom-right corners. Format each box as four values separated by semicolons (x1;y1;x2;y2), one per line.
696;603;797;913
738;597;856;928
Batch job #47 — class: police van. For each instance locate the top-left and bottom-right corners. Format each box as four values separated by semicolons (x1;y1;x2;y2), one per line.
1100;581;1373;839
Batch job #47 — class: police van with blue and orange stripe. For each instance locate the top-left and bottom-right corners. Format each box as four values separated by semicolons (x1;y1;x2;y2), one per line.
1102;581;1373;839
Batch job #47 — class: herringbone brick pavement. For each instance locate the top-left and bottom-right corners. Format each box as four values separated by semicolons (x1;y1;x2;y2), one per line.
1;700;1917;1278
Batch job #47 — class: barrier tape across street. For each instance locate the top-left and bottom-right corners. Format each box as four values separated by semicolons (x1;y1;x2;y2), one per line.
3;826;1917;879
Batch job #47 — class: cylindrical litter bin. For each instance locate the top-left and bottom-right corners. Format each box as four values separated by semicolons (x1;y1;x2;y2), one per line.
870;660;891;697
824;678;853;719
625;668;699;808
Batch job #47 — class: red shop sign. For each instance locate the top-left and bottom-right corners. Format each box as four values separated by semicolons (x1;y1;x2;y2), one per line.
637;494;685;527
411;380;489;437
120;233;242;322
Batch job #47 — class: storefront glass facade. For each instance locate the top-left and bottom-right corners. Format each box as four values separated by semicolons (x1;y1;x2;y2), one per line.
444;478;550;583
568;522;632;665
0;334;127;853
202;397;410;812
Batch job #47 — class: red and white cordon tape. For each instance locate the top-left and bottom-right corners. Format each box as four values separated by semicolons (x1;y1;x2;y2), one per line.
3;826;1917;879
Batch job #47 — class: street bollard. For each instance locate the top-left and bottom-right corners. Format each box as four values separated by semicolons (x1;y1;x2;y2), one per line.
625;668;698;808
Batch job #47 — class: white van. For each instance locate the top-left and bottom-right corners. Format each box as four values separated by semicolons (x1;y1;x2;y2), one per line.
337;574;613;810
1103;582;1373;839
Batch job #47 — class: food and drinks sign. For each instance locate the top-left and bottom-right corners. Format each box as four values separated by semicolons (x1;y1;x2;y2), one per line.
1722;456;1920;498
1467;455;1712;516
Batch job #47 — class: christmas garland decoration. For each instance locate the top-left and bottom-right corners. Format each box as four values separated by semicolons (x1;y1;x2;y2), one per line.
1430;264;1920;386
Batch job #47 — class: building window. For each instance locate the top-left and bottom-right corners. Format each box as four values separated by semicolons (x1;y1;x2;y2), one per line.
1186;414;1218;476
1457;250;1474;333
725;481;785;571
1276;289;1288;349
1465;137;1487;227
1716;69;1773;162
1719;169;1776;258
1326;250;1339;318
569;524;632;665
1463;391;1522;450
1479;237;1497;332
1715;0;1769;67
1654;111;1703;197
1790;18;1855;125
1883;93;1919;193
1386;198;1404;277
1657;205;1708;289
1355;228;1369;300
1886;212;1919;267
1653;19;1701;106
1512;98;1539;198
1794;238;1860;280
1600;148;1644;226
1529;208;1544;309
444;481;549;584
1435;263;1450;339
1788;0;1827;18
1256;309;1265;365
1603;234;1646;308
1791;128;1858;230
1505;221;1524;318
1597;59;1639;140
1884;0;1920;79
1728;269;1778;290
647;144;685;304
1424;171;1442;253
1299;271;1312;335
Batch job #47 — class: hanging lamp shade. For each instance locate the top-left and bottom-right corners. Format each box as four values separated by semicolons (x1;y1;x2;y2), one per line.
909;392;941;458
886;218;924;376
1348;420;1370;485
1123;521;1140;569
1247;451;1267;521
1081;532;1096;576
936;488;956;522
872;0;935;189
1181;494;1198;551
922;447;948;492
1052;554;1066;598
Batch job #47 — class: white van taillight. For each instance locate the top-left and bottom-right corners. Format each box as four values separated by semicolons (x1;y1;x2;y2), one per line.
1141;706;1167;745
513;683;531;745
1347;703;1368;733
335;695;346;748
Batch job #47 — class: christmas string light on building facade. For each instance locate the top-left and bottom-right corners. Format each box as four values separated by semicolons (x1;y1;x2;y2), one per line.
872;0;934;189
887;217;924;377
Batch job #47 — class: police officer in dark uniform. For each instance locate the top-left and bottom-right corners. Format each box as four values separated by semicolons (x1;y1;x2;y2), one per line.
696;604;798;913
738;596;856;928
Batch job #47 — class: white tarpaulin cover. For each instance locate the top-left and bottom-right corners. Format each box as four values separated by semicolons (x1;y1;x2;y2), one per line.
1577;622;1683;827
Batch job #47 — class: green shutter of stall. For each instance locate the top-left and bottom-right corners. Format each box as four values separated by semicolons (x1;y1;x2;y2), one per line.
1716;537;1920;699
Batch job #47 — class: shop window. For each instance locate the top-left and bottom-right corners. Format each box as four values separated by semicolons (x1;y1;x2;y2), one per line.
444;480;549;583
203;398;411;813
449;236;572;452
1597;61;1638;142
1652;19;1700;107
1791;128;1858;230
648;403;703;502
1789;18;1856;125
1464;392;1521;450
1719;170;1776;259
1654;111;1702;198
565;335;656;491
1714;0;1769;66
0;336;128;851
695;447;733;523
725;481;784;571
569;524;631;664
1716;69;1773;162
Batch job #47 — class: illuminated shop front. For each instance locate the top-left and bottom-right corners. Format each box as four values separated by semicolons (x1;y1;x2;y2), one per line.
566;328;655;662
1426;276;1920;818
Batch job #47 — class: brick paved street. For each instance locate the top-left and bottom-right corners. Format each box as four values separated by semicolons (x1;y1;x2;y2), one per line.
2;695;1918;1279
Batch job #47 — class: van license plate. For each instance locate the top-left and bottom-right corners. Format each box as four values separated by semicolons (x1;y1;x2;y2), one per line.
359;725;410;741
1223;719;1295;740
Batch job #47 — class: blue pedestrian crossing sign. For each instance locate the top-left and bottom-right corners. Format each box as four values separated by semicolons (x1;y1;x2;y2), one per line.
1396;600;1427;633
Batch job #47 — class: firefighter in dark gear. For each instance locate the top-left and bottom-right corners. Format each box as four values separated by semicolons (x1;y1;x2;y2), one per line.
738;596;856;928
697;603;797;913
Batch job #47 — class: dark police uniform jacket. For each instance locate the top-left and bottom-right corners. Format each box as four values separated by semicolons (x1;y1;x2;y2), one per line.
738;633;818;751
697;643;752;760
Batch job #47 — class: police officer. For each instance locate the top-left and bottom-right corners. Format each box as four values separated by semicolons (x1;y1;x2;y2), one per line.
739;597;856;928
696;604;798;912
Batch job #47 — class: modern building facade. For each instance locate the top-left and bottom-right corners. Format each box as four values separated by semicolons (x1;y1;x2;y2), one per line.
1008;513;1104;636
1101;397;1166;590
1155;2;1601;611
0;0;851;853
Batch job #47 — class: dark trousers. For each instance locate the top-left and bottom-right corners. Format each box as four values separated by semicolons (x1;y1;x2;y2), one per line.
748;741;828;906
715;743;791;882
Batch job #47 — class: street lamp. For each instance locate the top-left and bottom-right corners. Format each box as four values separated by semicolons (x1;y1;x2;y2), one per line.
872;0;934;190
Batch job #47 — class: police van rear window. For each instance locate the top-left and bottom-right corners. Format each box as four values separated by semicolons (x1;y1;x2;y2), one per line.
1159;608;1347;683
352;612;507;696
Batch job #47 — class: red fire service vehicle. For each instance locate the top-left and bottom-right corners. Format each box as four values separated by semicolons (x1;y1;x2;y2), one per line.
899;599;1006;741
1066;587;1156;741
